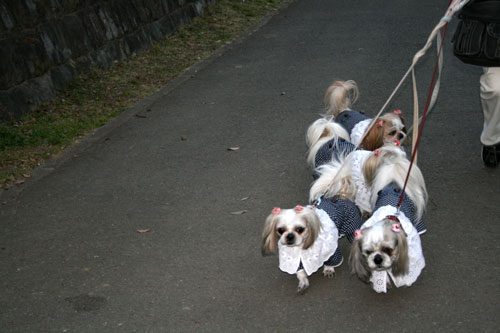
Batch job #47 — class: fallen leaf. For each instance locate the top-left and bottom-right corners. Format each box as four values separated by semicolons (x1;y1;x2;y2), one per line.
15;180;25;185
23;174;32;178
181;135;188;141
136;228;151;233
230;210;247;215
135;114;147;118
227;146;240;151
240;197;249;201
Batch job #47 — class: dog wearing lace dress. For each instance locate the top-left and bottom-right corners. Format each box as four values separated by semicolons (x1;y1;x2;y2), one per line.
309;142;406;219
323;80;408;150
261;200;363;293
348;147;428;293
305;80;408;180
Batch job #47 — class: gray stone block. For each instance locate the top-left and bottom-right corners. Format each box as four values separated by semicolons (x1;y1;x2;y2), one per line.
0;0;218;120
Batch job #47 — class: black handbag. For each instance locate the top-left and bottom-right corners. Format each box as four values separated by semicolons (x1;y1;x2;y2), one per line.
452;0;500;67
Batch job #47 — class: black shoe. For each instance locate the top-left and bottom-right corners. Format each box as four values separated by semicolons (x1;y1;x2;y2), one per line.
482;143;500;167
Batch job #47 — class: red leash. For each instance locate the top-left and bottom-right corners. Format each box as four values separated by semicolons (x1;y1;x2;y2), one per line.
397;15;451;211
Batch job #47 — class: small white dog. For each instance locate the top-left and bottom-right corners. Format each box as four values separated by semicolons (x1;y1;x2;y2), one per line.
309;143;406;218
262;205;339;293
348;147;428;293
306;117;354;172
262;198;364;293
323;80;408;150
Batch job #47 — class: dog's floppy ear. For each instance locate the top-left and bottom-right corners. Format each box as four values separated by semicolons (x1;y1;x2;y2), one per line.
301;208;320;250
362;150;382;186
390;226;409;277
349;237;372;283
261;213;280;256
361;122;385;151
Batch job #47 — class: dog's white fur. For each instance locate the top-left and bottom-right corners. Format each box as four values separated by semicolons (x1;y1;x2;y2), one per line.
322;80;408;150
306;117;350;169
363;146;427;221
324;80;359;117
349;218;409;284
309;156;356;203
261;206;335;293
347;147;428;289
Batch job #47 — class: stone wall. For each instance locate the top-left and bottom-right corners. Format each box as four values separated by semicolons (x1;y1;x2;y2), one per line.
0;0;217;120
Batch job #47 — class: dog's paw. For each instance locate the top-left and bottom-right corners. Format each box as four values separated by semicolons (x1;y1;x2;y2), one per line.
323;266;335;278
297;279;310;293
296;270;309;293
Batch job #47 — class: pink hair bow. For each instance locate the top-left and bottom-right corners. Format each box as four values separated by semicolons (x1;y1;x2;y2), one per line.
272;207;281;215
354;230;362;239
294;205;304;212
394;109;402;115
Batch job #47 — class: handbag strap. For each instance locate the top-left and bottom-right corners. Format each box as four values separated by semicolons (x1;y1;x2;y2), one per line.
460;0;500;22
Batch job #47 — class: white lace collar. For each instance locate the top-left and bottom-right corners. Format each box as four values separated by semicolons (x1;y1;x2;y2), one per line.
361;205;426;293
350;119;371;146
350;150;373;213
278;208;339;276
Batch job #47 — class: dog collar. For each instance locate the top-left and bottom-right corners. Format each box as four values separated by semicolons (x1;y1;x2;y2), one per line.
386;215;400;223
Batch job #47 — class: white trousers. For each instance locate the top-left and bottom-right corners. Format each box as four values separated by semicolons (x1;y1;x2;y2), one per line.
480;67;500;146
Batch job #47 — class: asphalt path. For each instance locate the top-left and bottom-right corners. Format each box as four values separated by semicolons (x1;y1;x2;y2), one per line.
1;0;499;331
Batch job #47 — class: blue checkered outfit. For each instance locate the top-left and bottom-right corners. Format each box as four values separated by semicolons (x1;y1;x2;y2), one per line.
374;182;427;234
335;110;370;135
297;196;364;270
314;138;356;169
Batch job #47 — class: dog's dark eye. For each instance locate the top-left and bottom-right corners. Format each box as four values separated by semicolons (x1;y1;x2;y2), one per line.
382;247;393;255
295;227;305;234
277;228;285;235
388;130;397;136
364;250;373;256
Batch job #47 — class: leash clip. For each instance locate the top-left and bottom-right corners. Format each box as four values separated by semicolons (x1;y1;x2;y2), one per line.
311;196;322;208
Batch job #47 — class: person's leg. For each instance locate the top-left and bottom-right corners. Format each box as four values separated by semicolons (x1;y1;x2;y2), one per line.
480;67;500;167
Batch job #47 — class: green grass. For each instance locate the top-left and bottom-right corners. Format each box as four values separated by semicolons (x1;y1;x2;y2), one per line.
0;0;288;188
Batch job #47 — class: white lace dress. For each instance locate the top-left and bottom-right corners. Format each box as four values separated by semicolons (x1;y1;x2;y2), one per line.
278;208;339;276
349;150;373;214
362;205;426;293
350;119;371;146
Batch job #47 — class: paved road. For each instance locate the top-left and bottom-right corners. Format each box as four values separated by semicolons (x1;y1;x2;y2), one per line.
1;0;499;331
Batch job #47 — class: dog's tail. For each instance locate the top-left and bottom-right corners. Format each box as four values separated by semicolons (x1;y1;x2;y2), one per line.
306;118;350;168
309;154;356;203
367;149;428;221
324;80;359;118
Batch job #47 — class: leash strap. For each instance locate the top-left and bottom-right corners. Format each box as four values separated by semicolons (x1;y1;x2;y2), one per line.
312;0;469;206
397;1;458;210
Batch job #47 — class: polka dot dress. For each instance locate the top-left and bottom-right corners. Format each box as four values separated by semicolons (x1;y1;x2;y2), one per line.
314;138;356;169
316;195;364;266
335;110;370;135
374;182;427;234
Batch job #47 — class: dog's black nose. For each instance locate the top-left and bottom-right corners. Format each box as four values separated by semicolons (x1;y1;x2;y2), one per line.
286;233;295;244
374;254;383;265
